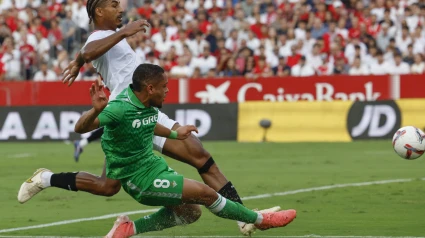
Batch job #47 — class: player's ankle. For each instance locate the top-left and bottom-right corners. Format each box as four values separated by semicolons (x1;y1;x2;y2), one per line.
50;172;79;191
79;139;88;148
132;221;137;235
254;212;263;225
40;171;53;188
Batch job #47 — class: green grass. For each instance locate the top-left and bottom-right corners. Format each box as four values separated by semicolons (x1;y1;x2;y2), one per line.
0;141;425;237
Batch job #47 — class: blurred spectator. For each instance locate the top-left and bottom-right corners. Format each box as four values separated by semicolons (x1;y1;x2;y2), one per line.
145;51;160;65
274;56;290;77
33;62;58;81
170;56;192;78
2;38;21;80
187;32;209;58
389;53;411;75
217;48;232;72
191;67;202;78
52;50;69;76
60;10;77;54
403;44;415;65
376;23;393;52
349;57;370;75
220;58;240;76
206;68;217;78
252;56;272;78
241;0;254;18
35;31;50;62
225;29;240;52
370;51;390;75
395;26;412;54
333;56;349;74
216;9;234;37
190;45;217;75
19;35;35;80
311;18;327;39
306;43;324;71
291;56;315;77
411;54;425;74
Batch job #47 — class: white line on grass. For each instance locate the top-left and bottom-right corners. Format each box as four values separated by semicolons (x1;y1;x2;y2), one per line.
0;178;422;234
7;153;33;159
1;236;425;238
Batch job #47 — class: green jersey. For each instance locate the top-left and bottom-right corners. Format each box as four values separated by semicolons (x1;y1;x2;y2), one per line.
98;85;163;180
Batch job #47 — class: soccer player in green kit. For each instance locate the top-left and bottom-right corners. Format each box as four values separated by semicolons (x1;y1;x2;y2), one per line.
73;63;297;238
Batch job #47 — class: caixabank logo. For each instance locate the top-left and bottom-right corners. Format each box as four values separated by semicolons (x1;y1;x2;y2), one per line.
347;100;401;140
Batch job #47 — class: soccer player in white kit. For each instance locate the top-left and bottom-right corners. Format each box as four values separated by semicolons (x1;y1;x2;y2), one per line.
17;0;281;236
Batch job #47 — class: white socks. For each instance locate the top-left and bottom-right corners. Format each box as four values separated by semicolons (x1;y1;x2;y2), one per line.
79;139;88;148
254;212;263;225
237;214;263;225
40;171;53;188
207;194;227;213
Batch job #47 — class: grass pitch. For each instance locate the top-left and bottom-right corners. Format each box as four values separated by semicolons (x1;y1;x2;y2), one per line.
0;141;424;237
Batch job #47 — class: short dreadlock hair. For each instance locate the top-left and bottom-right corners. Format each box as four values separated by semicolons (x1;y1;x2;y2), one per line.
86;0;106;24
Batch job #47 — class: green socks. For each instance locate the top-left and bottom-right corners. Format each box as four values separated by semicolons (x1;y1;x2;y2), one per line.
134;207;180;234
208;194;263;224
133;194;262;235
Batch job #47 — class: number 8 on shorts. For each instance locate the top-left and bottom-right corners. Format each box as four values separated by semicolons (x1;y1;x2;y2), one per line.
153;179;170;188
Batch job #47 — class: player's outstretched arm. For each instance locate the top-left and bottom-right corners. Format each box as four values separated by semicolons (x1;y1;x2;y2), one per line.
154;123;198;140
81;20;150;64
75;108;101;133
75;79;108;133
62;20;150;86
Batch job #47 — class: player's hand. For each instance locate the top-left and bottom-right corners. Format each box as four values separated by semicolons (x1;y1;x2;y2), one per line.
90;78;108;112
122;19;150;37
62;60;82;87
176;125;198;140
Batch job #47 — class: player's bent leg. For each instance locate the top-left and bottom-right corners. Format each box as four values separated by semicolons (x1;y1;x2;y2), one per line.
168;204;202;225
76;159;121;196
132;205;202;236
158;120;281;236
181;178;297;230
105;204;202;238
162;123;244;202
18;160;120;203
75;172;121;196
107;166;202;238
155;112;227;191
162;128;228;191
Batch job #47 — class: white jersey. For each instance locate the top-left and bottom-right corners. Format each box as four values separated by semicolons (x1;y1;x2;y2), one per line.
84;30;142;100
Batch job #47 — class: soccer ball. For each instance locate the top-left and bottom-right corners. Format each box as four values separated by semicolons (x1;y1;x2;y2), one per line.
392;126;425;160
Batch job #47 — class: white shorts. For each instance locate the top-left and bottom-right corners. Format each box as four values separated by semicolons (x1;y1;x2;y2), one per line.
153;110;177;153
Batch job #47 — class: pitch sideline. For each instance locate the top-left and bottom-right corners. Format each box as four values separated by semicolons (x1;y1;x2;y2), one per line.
0;236;424;238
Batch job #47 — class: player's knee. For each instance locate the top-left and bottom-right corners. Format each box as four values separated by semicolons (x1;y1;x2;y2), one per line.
103;184;121;196
199;184;219;205
97;178;121;197
197;156;216;175
187;136;211;166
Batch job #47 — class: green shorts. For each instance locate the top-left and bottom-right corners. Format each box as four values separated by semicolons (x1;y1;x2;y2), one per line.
121;164;184;206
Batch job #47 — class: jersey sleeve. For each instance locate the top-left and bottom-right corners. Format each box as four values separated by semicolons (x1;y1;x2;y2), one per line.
98;100;124;127
84;31;114;46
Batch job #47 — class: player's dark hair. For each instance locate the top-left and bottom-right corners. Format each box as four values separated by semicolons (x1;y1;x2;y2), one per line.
132;64;165;92
87;0;106;24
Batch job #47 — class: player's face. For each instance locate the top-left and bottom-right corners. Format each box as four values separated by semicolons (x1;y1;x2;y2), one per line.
150;73;169;108
103;0;124;28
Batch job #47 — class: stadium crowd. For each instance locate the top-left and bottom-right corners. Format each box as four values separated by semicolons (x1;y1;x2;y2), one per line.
0;0;424;81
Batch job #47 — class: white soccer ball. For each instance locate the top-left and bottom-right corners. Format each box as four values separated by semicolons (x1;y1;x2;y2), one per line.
392;126;425;160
